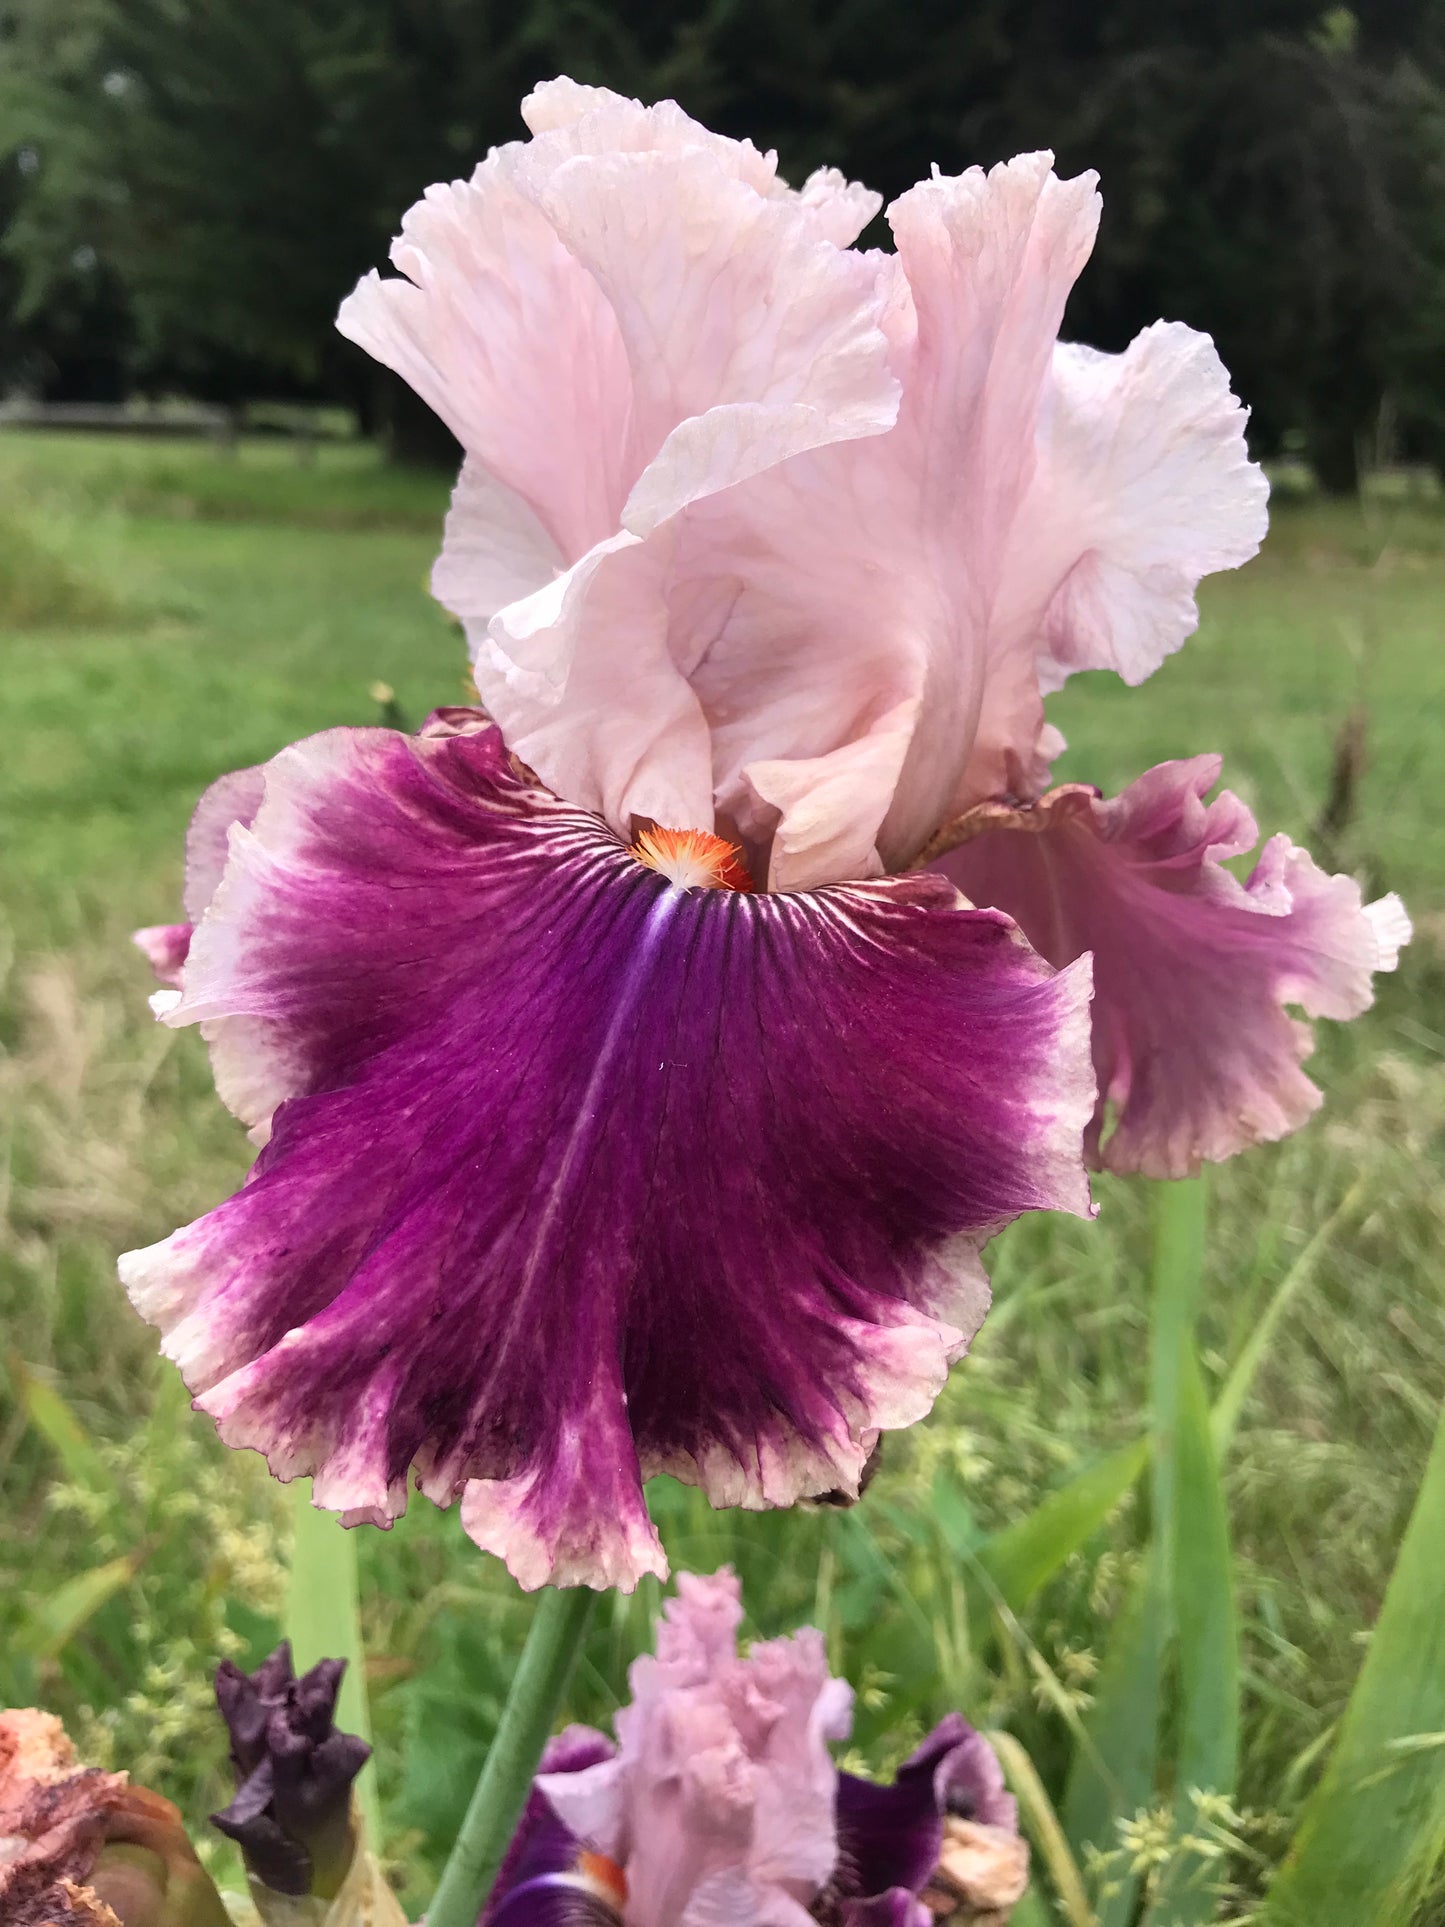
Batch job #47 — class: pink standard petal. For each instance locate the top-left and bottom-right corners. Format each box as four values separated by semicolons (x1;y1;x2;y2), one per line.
542;1570;851;1927
935;755;1409;1176
119;716;1093;1591
674;153;1103;889
340;80;898;849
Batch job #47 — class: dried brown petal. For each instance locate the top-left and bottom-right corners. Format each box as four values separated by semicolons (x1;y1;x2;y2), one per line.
919;1816;1030;1922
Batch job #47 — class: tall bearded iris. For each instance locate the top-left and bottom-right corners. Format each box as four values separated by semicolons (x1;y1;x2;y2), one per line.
122;80;1406;1592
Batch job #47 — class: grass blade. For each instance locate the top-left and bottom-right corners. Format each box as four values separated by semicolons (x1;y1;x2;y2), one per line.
288;1480;381;1848
7;1354;116;1496
1262;1402;1445;1926
990;1727;1097;1927
1064;1179;1208;1924
977;1437;1149;1614
1210;1179;1364;1459
18;1550;146;1661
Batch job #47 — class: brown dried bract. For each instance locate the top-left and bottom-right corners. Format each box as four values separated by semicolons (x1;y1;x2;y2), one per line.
0;1710;130;1925
918;1815;1031;1923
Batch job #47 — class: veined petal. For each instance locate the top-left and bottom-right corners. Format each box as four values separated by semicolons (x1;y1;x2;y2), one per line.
934;756;1410;1177
120;718;1093;1590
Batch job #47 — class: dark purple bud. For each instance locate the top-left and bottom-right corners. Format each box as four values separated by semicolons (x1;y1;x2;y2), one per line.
211;1644;370;1899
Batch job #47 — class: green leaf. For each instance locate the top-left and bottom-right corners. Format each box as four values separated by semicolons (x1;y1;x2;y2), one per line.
1262;1403;1445;1927
17;1551;145;1661
977;1437;1148;1614
7;1354;116;1495
1063;1562;1168;1926
1143;1351;1239;1926
288;1480;381;1848
1065;1179;1208;1926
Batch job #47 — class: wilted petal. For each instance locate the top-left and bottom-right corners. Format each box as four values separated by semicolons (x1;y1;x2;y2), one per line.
0;1710;227;1927
936;756;1410;1176
120;719;1092;1592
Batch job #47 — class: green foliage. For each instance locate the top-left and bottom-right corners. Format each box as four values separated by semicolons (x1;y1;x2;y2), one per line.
0;508;119;625
1262;1404;1445;1927
1;433;1442;1918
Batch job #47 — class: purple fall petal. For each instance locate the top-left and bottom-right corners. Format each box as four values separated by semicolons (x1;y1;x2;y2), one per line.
831;1716;1014;1909
122;715;1093;1590
487;1734;624;1927
836;1893;931;1927
935;755;1410;1177
132;764;266;1001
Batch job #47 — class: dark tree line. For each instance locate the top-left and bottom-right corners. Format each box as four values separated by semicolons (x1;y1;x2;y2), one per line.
3;0;1444;488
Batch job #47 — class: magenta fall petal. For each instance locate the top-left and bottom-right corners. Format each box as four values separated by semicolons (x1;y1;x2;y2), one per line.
119;716;1094;1591
935;755;1410;1178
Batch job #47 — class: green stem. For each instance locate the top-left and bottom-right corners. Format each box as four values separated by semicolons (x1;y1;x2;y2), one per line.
287;1479;381;1848
427;1586;598;1927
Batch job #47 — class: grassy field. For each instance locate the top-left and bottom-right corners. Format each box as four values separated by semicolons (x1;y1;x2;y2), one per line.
2;430;1442;1922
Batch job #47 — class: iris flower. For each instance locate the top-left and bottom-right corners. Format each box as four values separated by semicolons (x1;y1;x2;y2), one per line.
123;81;1406;1590
484;1568;1027;1927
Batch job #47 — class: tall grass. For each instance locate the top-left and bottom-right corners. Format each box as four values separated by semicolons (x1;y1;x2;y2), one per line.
1;432;1441;1920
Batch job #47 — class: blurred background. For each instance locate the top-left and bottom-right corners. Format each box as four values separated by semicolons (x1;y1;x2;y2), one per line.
4;0;1445;486
2;4;1444;1925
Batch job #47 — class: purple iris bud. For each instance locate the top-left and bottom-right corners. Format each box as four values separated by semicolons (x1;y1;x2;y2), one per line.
211;1644;371;1899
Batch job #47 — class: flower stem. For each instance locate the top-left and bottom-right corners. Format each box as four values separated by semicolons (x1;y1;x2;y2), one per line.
426;1585;598;1927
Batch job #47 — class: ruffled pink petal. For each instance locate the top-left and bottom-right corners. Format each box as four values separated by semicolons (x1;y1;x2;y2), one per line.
1031;324;1270;693
962;324;1267;800
935;756;1409;1176
340;81;898;848
520;78;882;246
119;716;1093;1590
337;157;631;564
665;154;1103;888
542;1571;850;1927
